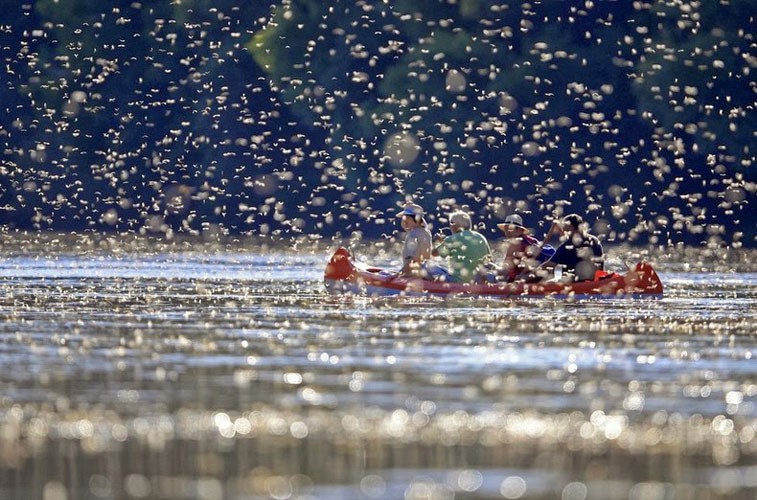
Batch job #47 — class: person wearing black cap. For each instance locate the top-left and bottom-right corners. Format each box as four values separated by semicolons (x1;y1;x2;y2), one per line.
536;214;604;282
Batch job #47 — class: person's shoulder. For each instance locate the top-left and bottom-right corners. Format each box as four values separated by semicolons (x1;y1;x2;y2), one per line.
470;230;489;241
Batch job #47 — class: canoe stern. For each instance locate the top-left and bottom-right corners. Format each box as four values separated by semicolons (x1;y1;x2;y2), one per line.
626;261;664;295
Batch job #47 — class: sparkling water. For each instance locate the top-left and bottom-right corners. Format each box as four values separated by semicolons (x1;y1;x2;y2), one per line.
1;237;755;499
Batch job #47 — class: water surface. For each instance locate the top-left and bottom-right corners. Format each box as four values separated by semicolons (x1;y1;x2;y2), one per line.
1;238;755;499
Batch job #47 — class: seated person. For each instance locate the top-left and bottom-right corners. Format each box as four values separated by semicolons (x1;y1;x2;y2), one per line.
432;210;492;283
396;202;432;277
496;214;555;282
537;213;604;282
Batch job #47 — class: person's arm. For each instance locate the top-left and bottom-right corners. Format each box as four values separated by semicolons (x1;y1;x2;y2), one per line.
540;220;562;248
432;237;448;258
483;237;493;262
398;233;418;276
539;258;557;271
398;258;412;276
529;221;562;268
591;237;604;270
400;250;428;276
534;244;564;274
593;237;603;257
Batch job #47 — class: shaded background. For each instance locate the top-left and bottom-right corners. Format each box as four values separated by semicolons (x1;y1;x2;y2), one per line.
1;0;754;246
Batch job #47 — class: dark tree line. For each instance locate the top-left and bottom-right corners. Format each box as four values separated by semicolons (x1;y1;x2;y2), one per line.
1;0;754;246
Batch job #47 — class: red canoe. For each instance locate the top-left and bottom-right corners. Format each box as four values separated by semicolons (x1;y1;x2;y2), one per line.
324;247;663;299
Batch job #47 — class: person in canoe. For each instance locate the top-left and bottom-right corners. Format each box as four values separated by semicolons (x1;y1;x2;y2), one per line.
496;214;555;282
432;210;493;283
535;213;604;282
396;202;433;277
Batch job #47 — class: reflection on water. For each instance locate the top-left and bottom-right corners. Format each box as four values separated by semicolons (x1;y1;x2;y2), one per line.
0;237;756;499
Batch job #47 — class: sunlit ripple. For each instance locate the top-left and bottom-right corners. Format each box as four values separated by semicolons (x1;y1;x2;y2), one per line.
0;242;756;498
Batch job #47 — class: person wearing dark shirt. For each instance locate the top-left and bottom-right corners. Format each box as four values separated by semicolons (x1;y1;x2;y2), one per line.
537;214;604;282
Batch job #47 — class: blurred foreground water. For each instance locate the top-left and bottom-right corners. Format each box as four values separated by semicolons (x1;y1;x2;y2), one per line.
0;235;755;500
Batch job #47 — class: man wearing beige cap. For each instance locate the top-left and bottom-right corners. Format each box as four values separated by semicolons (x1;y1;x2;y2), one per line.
433;210;492;283
496;214;555;282
396;202;432;277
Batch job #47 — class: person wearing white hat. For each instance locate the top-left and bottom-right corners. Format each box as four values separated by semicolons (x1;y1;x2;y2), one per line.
396;202;432;277
432;210;492;283
496;214;555;282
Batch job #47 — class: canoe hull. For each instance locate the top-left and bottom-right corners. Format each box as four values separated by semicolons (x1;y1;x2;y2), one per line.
324;247;663;299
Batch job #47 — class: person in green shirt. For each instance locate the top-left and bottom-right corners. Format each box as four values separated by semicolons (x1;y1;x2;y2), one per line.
432;210;493;283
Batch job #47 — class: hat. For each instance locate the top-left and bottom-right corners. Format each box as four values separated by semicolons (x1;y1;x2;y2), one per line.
497;214;529;233
397;203;425;219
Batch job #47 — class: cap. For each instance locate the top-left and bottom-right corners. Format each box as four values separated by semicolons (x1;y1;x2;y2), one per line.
397;203;425;219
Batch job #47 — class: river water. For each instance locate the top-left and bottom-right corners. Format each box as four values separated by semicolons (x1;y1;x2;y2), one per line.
0;237;755;500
